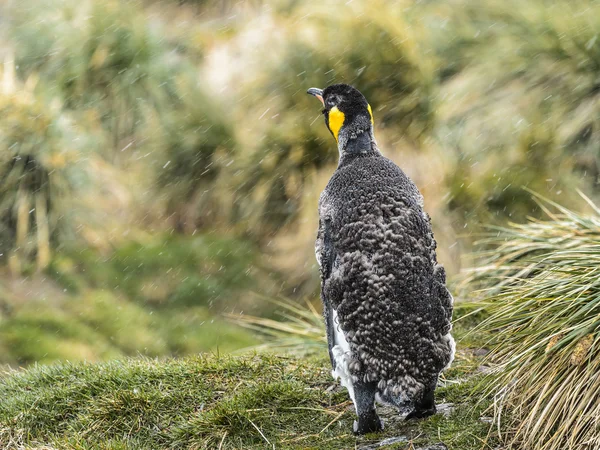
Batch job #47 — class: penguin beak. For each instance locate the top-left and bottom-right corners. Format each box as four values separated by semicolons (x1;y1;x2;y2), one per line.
307;87;324;106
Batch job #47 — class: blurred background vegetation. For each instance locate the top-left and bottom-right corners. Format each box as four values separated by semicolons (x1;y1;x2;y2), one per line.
0;0;598;370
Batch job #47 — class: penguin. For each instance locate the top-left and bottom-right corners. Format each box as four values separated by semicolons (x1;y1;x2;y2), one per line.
307;84;455;435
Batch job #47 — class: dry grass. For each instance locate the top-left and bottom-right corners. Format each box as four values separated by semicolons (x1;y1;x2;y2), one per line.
473;192;600;450
227;297;327;356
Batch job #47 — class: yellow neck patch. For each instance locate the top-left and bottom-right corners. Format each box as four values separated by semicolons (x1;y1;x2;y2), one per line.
328;106;345;142
367;104;374;125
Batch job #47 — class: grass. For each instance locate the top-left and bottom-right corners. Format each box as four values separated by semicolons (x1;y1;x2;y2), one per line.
0;289;258;366
0;353;494;450
152;78;237;234
472;193;600;449
3;0;600;445
50;233;262;309
227;297;498;448
228;297;327;356
0;89;93;272
430;0;600;225
2;0;599;265
0;231;270;366
8;0;176;154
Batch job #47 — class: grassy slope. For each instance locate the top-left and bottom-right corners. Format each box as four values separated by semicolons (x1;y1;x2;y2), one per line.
0;334;493;450
0;233;271;366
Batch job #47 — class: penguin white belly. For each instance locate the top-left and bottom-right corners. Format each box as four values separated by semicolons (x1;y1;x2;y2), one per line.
443;332;456;370
331;309;357;411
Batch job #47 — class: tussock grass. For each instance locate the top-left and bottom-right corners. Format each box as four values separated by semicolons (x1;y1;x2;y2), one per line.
8;0;173;153
151;79;237;234
0;90;92;272
474;193;600;449
227;297;327;356
426;0;600;225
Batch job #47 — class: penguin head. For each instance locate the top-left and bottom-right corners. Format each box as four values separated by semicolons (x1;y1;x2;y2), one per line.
307;84;374;150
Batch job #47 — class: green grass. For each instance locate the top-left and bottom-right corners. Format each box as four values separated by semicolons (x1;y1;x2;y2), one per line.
50;234;262;308
0;231;267;366
0;290;258;366
1;230;286;366
0;353;494;449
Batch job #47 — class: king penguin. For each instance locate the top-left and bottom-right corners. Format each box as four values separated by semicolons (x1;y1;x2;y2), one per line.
307;84;455;434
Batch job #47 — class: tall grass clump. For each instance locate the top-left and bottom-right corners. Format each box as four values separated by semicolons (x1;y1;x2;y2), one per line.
432;0;600;224
8;0;176;155
0;86;90;272
228;297;326;356
474;193;600;450
151;79;237;233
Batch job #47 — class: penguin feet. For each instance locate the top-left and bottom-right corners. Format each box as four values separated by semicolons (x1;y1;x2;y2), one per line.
353;412;384;435
405;383;436;420
405;404;436;421
352;379;383;434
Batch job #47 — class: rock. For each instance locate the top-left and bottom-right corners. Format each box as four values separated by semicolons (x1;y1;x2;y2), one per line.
436;403;455;416
358;436;408;449
472;347;490;357
359;440;447;450
477;365;493;374
414;444;448;450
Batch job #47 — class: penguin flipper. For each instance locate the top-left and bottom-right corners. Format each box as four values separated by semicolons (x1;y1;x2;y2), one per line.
317;217;336;368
